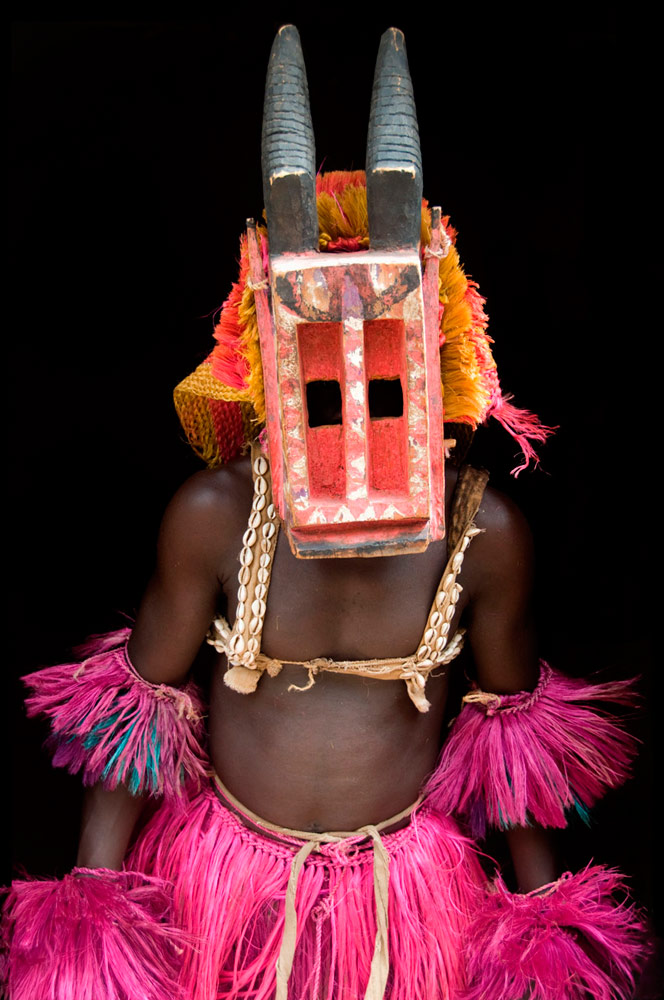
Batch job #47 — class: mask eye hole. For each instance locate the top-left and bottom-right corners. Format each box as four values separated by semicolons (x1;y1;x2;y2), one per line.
368;378;403;419
306;380;343;427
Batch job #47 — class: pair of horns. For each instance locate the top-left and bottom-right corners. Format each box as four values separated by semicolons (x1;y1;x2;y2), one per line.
261;25;422;255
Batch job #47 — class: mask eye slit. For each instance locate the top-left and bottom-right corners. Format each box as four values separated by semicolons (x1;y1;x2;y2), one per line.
368;378;403;419
305;380;343;427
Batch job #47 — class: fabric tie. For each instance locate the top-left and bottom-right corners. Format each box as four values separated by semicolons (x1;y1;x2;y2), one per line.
213;774;418;1000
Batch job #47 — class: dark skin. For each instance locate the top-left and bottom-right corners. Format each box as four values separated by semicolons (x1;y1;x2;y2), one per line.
78;455;557;891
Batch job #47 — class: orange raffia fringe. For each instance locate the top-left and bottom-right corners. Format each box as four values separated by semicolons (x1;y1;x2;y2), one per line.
173;171;554;471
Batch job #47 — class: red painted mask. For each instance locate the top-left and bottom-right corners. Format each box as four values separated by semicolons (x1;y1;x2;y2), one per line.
253;26;445;557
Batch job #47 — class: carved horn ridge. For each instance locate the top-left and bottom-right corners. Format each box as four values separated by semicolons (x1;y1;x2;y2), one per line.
261;25;318;255
366;28;423;250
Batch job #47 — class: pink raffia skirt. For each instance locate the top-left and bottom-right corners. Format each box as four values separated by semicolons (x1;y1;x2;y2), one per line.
128;781;487;1000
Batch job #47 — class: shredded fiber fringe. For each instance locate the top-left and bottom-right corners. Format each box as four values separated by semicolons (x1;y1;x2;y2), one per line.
1;868;187;1000
461;866;647;1000
22;629;208;798
129;786;486;1000
425;662;639;836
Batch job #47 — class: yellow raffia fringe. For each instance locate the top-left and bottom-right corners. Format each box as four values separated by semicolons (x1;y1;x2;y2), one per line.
317;171;431;250
175;173;494;465
438;241;490;427
318;189;370;249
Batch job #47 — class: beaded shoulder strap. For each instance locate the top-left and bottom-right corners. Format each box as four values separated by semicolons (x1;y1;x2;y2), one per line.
207;443;280;688
208;459;489;703
411;466;489;669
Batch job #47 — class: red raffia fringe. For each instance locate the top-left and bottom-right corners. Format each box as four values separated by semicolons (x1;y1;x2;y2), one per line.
211;238;251;390
424;662;639;837
21;629;208;799
1;868;188;1000
489;391;557;475
461;866;647;1000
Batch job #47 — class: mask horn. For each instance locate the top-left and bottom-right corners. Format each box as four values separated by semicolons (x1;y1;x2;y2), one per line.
261;25;318;255
366;28;423;250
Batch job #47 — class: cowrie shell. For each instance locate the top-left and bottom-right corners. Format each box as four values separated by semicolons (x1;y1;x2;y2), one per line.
229;634;245;654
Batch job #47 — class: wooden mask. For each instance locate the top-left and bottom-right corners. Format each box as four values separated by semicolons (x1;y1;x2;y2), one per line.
249;26;445;558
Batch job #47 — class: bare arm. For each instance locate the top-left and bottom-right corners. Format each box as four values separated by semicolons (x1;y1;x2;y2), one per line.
128;472;228;682
77;784;146;869
76;472;230;869
465;488;558;891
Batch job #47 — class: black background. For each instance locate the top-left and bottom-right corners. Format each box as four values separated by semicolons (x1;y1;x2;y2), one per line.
10;9;659;936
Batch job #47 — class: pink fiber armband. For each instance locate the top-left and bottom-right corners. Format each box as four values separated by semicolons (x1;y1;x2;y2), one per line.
425;661;639;836
462;865;647;1000
22;628;208;797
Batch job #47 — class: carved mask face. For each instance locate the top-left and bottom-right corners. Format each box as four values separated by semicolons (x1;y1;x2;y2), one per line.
254;26;445;557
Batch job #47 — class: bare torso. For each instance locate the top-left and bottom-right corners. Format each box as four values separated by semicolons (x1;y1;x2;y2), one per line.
129;451;538;833
209;461;462;831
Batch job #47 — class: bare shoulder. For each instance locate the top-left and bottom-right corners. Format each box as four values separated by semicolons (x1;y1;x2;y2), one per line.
460;478;539;690
165;454;253;523
461;480;535;599
157;453;253;578
474;482;534;549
